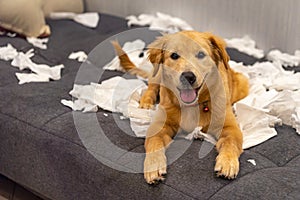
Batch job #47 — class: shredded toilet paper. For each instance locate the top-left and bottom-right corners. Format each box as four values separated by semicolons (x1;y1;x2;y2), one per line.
0;44;64;84
0;44;18;61
61;76;155;137
126;12;193;33
267;49;300;67
225;36;264;59
26;37;49;49
230;60;300;140
68;51;88;62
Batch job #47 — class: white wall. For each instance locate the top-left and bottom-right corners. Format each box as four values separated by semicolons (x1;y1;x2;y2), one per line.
85;0;300;54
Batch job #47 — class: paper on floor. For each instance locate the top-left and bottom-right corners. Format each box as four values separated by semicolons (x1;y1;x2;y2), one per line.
185;126;217;144
26;37;49;49
126;12;193;33
225;36;264;59
0;43;64;84
15;73;50;84
231;60;300;136
247;159;256;166
0;44;18;61
11;50;64;82
61;77;156;137
230;60;300;91
267;49;300;67
68;51;88;62
49;12;99;28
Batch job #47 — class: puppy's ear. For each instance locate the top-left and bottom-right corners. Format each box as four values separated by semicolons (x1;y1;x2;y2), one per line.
147;36;166;77
207;33;230;69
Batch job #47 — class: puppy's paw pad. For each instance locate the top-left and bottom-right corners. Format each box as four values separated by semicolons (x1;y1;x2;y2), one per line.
144;153;167;184
215;153;239;179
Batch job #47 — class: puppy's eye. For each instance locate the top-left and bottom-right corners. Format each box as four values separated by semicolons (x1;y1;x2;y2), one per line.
196;51;206;59
171;52;180;60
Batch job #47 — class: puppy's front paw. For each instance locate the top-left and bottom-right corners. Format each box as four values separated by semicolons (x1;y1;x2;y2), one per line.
215;152;239;179
144;151;167;184
139;97;155;109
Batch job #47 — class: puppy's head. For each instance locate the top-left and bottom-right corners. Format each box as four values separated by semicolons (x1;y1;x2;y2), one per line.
147;31;230;106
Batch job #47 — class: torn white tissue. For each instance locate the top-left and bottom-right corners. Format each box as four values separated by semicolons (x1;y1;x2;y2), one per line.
0;43;64;84
26;37;49;49
103;39;153;75
0;44;18;61
7;32;17;37
225;36;264;59
185;126;217;144
49;12;99;28
235;102;280;149
231;60;300;91
247;159;256;166
12;50;64;82
231;60;300;138
62;76;153;115
61;99;98;113
126;12;193;33
267;49;300;67
68;51;88;62
15;73;50;84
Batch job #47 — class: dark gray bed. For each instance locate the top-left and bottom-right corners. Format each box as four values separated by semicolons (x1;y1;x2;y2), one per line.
0;13;299;200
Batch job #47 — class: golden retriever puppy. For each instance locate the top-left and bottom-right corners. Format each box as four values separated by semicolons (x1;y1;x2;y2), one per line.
112;31;249;184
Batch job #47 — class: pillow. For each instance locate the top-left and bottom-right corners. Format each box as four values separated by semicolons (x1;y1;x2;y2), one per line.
0;0;84;37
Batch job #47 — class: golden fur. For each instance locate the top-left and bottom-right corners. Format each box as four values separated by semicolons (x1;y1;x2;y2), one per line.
112;31;249;184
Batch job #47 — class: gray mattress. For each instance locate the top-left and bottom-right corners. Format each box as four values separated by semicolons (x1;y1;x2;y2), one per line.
0;13;300;200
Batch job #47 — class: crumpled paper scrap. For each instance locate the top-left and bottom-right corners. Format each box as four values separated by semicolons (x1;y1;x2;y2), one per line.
68;51;88;62
230;60;300;138
103;39;152;75
0;43;64;84
230;60;300;91
0;44;18;61
247;159;256;166
61;77;156;137
126;12;193;33
49;12;99;28
235;102;281;149
26;37;49;49
225;36;264;59
267;49;300;67
185;126;217;144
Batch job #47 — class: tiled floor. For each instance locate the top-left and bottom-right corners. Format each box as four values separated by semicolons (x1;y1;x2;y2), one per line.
0;174;43;200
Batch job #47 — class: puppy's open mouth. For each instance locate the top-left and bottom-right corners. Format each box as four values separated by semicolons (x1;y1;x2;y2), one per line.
177;74;207;105
179;87;200;104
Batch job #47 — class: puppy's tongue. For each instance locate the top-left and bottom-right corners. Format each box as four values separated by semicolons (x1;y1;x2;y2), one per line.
180;89;197;104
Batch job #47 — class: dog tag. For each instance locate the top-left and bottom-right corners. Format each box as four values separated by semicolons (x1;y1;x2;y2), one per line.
203;102;209;113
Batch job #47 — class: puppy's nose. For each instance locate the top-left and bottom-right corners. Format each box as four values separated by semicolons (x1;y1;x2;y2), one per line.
180;71;196;85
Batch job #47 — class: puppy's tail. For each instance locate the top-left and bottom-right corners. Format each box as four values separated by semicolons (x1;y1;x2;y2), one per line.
111;40;150;79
